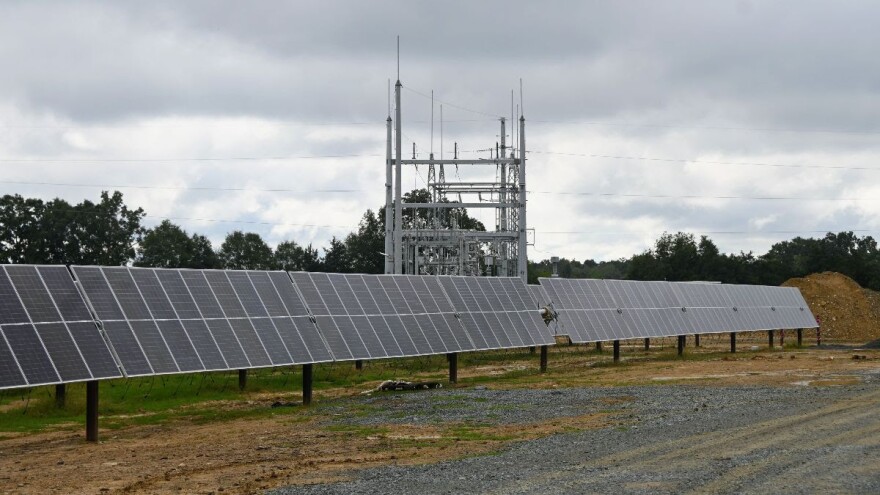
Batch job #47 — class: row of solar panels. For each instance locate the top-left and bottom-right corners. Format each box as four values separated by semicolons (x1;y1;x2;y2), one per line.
0;265;553;391
535;278;818;343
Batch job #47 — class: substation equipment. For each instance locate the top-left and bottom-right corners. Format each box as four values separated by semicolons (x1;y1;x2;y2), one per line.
383;79;530;282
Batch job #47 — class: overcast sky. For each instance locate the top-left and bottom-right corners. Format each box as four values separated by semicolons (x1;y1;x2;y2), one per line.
2;0;879;263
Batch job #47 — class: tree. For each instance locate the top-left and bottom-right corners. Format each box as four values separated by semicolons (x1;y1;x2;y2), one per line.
275;240;321;272
135;220;220;269
0;191;144;265
321;236;350;273
346;209;384;274
0;194;44;264
218;231;275;270
189;234;221;269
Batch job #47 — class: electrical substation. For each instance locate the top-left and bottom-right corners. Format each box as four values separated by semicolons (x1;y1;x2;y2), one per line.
383;79;530;282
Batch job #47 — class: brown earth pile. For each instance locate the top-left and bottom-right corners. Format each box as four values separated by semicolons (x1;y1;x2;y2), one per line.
783;272;880;343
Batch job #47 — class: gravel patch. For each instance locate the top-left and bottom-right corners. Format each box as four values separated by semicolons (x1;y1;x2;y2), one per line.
272;371;880;494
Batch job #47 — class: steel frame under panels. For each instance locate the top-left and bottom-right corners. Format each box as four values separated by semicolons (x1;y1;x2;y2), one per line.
384;79;528;281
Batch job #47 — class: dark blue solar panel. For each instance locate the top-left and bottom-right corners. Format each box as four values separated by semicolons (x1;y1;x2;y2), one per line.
0;269;29;325
0;333;26;388
5;265;62;323
2;324;59;384
34;322;91;381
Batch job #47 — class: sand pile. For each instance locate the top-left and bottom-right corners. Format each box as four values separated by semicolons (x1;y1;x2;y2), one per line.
783;272;880;343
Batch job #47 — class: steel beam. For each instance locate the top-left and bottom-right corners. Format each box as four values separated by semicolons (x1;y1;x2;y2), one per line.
302;364;313;406
399;159;517;165
86;381;99;442
540;345;548;373
448;353;458;383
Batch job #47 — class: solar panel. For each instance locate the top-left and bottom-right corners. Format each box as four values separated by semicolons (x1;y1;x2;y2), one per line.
0;265;121;390
288;272;476;360
72;266;331;377
438;276;554;349
542;277;819;343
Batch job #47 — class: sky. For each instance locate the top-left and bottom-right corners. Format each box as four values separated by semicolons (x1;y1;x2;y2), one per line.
1;0;879;263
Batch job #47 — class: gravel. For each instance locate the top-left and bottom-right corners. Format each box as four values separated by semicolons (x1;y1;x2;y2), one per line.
270;370;880;495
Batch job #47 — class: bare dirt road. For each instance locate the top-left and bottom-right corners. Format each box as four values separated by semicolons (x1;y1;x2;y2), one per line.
2;345;879;494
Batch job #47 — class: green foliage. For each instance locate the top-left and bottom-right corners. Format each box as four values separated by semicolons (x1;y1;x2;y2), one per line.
218;231;276;270
321;236;350;273
345;209;384;274
274;240;321;271
135;220;220;269
530;230;880;290
0;191;144;265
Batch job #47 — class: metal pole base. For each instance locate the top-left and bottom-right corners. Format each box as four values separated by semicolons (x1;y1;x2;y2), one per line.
448;353;458;383
355;360;363;371
238;369;247;391
55;383;66;409
86;381;99;442
731;332;737;353
644;338;650;351
302;364;313;406
769;330;775;349
596;342;603;353
613;340;620;362
694;334;701;347
797;328;803;347
540;345;548;373
677;335;685;356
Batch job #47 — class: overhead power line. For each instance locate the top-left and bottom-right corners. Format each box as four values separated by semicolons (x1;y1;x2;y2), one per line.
0;153;384;163
529;120;880;136
4;179;880;203
527;150;880;173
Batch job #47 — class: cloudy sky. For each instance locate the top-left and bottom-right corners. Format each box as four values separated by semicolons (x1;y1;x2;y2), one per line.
2;0;879;263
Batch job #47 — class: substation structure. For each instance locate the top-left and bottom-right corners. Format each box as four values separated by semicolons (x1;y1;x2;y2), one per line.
383;79;529;282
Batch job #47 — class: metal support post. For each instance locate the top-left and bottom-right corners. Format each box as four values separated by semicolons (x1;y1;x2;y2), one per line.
448;352;458;383
768;330;775;349
797;328;803;347
302;364;313;406
86;381;99;442
355;360;363;371
613;340;620;362
677;335;685;356
238;369;247;391
517;116;527;283
596;341;603;352
540;345;548;373
730;332;737;353
384;116;394;274
780;329;785;346
529;346;535;354
394;80;403;274
55;383;66;409
695;334;701;347
644;338;650;351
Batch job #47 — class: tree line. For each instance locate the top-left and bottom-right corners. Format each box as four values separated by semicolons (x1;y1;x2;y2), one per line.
2;191;878;290
0;190;483;274
528;231;880;291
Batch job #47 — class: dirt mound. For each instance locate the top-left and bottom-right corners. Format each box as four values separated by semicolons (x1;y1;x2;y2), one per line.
783;272;880;343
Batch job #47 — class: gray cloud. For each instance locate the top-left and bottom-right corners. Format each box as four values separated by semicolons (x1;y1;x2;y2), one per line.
1;0;879;261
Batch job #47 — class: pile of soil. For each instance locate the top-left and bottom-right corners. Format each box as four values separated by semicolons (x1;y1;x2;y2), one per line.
783;272;880;343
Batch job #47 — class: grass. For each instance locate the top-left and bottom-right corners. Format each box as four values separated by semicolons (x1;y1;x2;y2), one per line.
0;341;838;435
0;348;541;434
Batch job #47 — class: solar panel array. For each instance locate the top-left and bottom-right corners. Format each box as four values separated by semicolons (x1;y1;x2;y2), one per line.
539;278;818;343
0;266;554;390
72;267;332;378
289;273;553;359
289;273;471;359
438;276;555;349
0;265;121;389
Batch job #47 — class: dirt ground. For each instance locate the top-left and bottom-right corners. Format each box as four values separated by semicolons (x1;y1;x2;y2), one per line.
2;343;879;495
